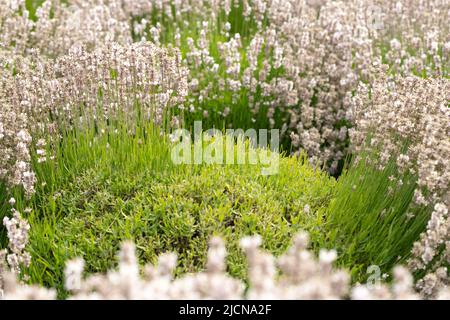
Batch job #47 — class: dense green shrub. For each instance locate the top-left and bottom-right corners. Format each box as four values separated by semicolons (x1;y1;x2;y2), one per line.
325;152;432;282
6;125;335;295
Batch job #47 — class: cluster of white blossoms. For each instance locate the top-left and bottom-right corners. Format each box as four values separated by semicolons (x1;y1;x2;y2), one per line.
373;0;449;77
0;48;38;196
2;230;450;300
10;42;188;131
350;65;450;298
0;202;31;291
0;0;154;56
1;1;189;196
0;106;36;197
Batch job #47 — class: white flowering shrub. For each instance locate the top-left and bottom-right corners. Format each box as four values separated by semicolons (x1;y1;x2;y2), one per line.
0;205;31;291
350;69;450;297
1;42;187;197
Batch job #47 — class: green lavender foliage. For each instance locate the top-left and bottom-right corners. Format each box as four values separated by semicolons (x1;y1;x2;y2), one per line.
325;151;432;282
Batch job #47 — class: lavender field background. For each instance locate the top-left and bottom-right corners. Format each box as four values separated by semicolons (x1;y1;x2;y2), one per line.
0;0;449;299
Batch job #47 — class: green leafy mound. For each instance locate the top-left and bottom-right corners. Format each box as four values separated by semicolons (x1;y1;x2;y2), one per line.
22;129;335;294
